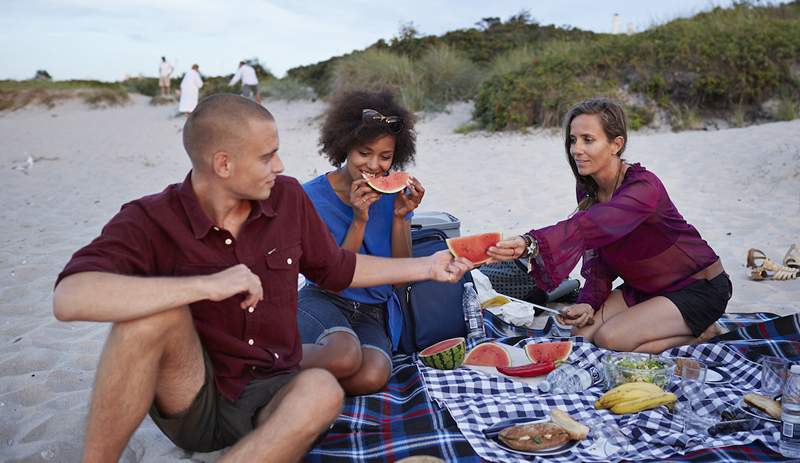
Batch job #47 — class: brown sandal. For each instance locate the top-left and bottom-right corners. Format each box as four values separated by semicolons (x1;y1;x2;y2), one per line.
747;248;800;281
784;244;800;270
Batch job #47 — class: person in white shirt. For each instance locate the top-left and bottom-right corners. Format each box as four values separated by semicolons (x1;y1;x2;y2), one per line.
178;64;203;116
159;57;174;96
229;61;260;101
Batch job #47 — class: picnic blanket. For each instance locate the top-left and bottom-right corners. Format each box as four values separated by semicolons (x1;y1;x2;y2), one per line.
307;311;800;462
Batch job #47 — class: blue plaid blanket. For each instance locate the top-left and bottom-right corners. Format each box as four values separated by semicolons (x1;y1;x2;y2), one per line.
307;311;800;462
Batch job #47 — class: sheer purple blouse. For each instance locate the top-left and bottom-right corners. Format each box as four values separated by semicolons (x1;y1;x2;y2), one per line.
527;163;719;310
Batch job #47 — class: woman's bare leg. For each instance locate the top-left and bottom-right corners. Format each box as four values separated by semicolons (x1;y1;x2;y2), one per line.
572;290;629;341
592;296;694;353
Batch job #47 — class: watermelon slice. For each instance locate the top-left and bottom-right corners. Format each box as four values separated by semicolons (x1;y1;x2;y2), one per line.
419;337;466;370
364;171;411;194
446;232;502;265
524;341;573;364
463;342;512;367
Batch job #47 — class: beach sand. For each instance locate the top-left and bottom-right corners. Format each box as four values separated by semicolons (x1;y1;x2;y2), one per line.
0;96;798;461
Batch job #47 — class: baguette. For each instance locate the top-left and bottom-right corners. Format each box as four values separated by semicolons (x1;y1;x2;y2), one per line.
744;393;781;419
549;408;589;441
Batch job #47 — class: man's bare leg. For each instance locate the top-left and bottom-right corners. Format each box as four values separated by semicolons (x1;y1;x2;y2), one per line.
82;306;204;462
219;368;344;463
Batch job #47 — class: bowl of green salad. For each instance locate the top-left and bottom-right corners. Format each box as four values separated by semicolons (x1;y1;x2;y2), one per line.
601;352;675;389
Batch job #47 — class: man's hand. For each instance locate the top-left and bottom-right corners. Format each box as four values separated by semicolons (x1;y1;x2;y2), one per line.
556;303;594;328
427;250;473;283
486;235;527;263
203;264;263;309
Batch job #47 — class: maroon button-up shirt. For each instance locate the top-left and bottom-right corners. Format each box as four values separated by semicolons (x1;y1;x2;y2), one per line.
56;172;356;401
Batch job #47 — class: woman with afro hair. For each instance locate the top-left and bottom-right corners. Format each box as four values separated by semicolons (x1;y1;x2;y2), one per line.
297;90;424;394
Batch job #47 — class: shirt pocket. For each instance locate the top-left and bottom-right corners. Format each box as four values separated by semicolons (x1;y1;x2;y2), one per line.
264;243;302;296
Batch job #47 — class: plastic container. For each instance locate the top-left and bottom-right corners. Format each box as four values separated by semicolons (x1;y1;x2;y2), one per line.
602;352;675;389
780;364;800;457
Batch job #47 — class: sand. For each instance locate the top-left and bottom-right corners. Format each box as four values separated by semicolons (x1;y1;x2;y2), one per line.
0;96;798;462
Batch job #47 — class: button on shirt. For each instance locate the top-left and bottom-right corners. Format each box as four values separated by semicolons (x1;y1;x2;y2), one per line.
229;64;258;86
56;173;356;401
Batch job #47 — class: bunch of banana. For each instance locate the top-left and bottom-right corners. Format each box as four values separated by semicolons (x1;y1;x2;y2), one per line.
595;382;677;414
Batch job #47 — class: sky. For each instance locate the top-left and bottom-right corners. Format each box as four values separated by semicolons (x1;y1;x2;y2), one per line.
0;0;782;81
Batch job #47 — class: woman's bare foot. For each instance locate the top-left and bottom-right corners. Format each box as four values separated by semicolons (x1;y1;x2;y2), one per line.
695;322;724;343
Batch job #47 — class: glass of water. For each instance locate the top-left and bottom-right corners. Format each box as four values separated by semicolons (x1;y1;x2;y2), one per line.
674;358;715;431
761;356;790;398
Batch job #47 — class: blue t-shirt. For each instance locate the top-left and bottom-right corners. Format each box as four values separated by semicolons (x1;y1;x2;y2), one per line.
303;173;410;350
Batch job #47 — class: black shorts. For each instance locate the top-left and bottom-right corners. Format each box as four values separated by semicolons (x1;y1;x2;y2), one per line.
148;351;295;452
662;273;733;337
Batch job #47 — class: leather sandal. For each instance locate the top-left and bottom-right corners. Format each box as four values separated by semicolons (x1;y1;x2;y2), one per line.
746;248;799;281
784;244;800;270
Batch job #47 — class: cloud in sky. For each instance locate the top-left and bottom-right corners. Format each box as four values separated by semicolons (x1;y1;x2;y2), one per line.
0;0;769;81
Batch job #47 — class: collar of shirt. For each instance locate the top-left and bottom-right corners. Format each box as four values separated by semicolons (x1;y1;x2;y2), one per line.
177;171;276;239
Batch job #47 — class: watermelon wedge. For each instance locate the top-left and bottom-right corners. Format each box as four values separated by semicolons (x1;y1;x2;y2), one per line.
524;341;573;364
446;232;502;265
419;337;466;370
364;171;411;194
463;342;512;367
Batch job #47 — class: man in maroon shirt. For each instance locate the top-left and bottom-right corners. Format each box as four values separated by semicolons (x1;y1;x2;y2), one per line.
53;94;471;463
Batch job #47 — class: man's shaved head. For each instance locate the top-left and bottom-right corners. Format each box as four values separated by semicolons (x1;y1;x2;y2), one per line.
183;93;275;171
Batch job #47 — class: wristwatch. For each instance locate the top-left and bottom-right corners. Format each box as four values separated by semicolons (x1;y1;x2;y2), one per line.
520;233;539;259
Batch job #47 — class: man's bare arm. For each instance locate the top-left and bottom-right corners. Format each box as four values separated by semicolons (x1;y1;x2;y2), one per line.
53;264;263;322
350;251;472;288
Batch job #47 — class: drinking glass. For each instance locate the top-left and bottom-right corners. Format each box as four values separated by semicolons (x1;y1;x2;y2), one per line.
674;358;715;431
761;356;790;398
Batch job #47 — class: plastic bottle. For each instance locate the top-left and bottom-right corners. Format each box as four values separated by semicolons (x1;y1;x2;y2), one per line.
542;363;605;394
780;364;800;457
462;282;485;341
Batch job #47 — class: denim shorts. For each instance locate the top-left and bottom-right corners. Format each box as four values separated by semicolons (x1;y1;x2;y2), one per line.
297;285;392;363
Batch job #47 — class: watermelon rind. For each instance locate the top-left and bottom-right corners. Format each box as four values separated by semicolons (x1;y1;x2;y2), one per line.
463;342;512;367
365;172;410;194
525;341;573;363
419;337;466;370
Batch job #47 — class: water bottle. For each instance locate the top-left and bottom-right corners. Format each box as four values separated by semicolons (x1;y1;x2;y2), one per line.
780;364;800;457
540;363;605;394
462;282;485;341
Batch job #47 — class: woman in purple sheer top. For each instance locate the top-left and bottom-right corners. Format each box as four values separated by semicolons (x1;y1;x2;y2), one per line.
488;98;732;353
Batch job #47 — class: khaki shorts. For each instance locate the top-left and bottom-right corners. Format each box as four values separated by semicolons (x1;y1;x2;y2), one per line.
148;351;295;452
159;75;171;86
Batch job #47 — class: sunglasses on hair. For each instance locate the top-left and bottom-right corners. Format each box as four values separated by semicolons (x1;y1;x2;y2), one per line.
361;109;404;134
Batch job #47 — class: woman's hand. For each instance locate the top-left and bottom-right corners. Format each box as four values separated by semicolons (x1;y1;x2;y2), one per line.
349;179;381;223
556;303;594;328
394;176;425;219
486;236;527;263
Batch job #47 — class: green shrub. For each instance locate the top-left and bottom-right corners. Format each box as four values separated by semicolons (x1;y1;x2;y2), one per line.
626;105;655;130
488;46;535;78
417;44;483;111
261;78;316;101
776;98;798;121
80;89;130;108
330;49;424;110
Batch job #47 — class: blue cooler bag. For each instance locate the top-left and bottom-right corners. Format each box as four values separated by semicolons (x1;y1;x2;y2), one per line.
396;227;473;354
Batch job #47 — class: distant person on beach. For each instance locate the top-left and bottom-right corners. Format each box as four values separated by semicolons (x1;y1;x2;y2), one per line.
158;56;174;96
178;64;203;116
52;94;470;461
297;90;424;395
229;61;260;102
488;98;731;353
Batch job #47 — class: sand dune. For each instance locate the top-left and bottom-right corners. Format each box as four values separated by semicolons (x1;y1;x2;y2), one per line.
0;96;797;461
